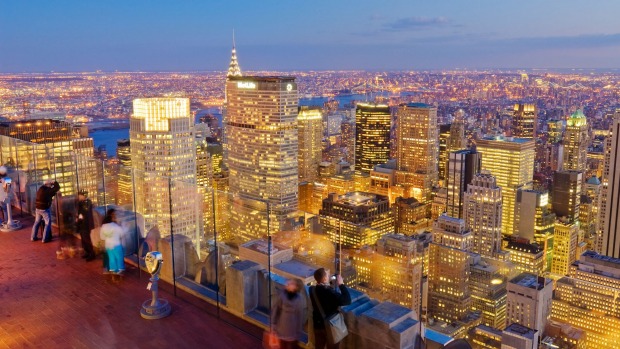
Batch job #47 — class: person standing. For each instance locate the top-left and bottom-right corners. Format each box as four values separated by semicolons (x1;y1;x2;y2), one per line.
309;268;351;349
271;279;306;349
0;166;11;225
76;190;95;261
99;209;125;275
31;179;60;243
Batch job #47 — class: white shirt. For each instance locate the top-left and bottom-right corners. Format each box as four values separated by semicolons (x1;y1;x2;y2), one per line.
100;222;124;250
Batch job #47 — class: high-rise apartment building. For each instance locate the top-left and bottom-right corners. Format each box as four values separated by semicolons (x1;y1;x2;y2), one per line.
446;149;481;219
551;251;620;349
506;273;553;334
355;103;391;174
552;170;582;221
225;76;299;242
476;136;535;236
598;111;620;258
319;192;393;248
512;103;537;138
563;110;588;172
130;98;199;241
298;106;323;182
463;172;503;259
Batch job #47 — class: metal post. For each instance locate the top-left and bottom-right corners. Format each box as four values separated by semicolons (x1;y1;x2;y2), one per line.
267;201;272;332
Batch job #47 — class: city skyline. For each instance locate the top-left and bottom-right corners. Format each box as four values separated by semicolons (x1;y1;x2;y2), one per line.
2;1;620;72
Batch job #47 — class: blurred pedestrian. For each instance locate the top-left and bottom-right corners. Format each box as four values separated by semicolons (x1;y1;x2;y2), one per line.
99;209;125;275
271;279;306;349
76;190;95;261
31;179;60;243
0;166;11;225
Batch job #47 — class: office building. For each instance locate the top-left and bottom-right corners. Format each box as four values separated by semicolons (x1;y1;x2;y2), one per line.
395;103;439;193
355;103;391;174
428;215;473;322
130;98;199;241
438;124;452;186
563;110;588;172
598;111;620;258
394;197;431;236
504;239;545;276
446;150;481;219
552;170;582;221
196;136;214;235
463;172;503;258
514;190;555;269
226;76;299;242
298;106;323;182
551;219;579;276
319;192;393;248
116;139;133;206
506;273;553;334
470;259;507;329
512;103;537;138
476;136;535;236
551;251;620;349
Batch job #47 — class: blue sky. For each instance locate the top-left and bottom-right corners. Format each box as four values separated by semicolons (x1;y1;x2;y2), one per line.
1;0;620;72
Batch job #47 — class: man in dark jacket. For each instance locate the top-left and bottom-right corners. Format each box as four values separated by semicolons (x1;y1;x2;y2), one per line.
76;190;95;261
31;179;60;243
309;268;351;349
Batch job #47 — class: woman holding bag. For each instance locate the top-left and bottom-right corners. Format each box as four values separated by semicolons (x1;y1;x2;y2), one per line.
269;279;306;349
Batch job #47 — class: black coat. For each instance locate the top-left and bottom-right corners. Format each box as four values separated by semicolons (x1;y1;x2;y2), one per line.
35;181;60;210
310;284;351;328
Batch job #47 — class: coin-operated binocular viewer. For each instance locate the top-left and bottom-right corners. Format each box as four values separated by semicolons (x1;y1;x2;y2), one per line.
140;251;172;319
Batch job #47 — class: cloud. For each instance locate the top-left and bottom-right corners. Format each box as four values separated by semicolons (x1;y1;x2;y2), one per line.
384;17;450;31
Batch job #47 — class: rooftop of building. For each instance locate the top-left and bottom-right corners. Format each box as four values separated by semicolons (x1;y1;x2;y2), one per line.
505;240;543;254
401;102;432;108
509;273;550;289
479;135;534;144
504;323;538;340
227;75;295;82
581;250;620;269
240;238;291;255
586;176;601;185
328;191;387;206
273;259;319;279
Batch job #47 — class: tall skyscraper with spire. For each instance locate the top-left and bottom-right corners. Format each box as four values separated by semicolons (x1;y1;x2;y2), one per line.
223;32;242;165
227;31;242;79
563;110;588;172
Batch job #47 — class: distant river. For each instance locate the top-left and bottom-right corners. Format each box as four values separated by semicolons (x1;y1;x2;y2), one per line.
89;128;129;156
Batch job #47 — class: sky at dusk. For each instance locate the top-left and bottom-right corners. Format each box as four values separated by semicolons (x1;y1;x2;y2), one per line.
2;0;620;72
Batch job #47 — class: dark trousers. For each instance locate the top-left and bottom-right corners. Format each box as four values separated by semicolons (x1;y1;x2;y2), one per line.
279;339;299;349
314;328;340;349
79;227;95;258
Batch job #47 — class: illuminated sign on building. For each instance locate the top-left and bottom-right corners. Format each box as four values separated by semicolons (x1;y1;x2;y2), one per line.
237;81;256;89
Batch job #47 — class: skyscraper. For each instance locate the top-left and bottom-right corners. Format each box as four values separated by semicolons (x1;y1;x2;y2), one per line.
506;273;553;335
552;170;582;221
563;110;588;172
355;103;391;174
438;124;452;186
512;103;537;138
226;76;299;242
395;103;439;184
476;136;535;236
116;139;133;206
446;149;481;219
551;219;579;276
130;98;199;241
463;172;503;259
598;111;620;258
297;106;323;182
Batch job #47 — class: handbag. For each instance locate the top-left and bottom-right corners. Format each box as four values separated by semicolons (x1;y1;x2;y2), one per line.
311;286;348;344
262;330;280;349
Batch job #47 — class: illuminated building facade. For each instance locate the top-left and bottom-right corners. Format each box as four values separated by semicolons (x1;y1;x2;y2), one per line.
470;260;507;329
512;103;537;138
438;124;452;186
563;110;588;172
552;170;582;221
463;172;503;259
376;234;423;312
225;76;299;242
476;136;535;236
598;111;620;258
551;219;579;276
446;149;481;219
130;98;199;241
551;251;620;349
196;136;214;235
298;106;323;182
395;103;438;200
504;239;546;276
514;189;555;269
355;103;391;174
428;214;473;322
319;192;392;248
394;197;430;236
506;273;553;334
116;139;133;206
